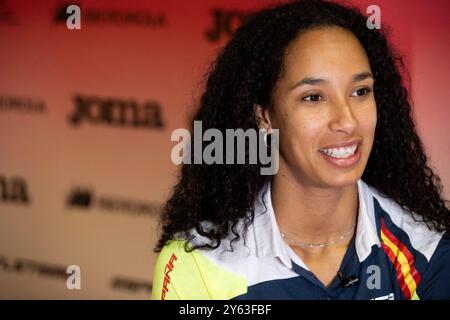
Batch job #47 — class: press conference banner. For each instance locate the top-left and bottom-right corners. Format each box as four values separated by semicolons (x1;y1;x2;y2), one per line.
0;0;449;299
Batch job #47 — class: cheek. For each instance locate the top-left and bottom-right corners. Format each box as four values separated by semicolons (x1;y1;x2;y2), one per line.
281;112;325;153
356;104;377;141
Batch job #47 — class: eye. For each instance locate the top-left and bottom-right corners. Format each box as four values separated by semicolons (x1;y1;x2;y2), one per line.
351;87;371;97
302;94;323;102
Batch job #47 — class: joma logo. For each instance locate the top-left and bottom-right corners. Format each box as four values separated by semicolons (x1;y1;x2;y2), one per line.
68;95;165;129
205;8;255;42
0;175;30;204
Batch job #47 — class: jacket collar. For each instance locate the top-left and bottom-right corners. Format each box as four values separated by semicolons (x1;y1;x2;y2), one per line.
251;179;381;268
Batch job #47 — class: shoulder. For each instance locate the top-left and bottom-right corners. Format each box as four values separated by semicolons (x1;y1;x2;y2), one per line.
151;232;248;300
152;240;208;300
364;181;445;261
416;231;450;299
361;181;450;299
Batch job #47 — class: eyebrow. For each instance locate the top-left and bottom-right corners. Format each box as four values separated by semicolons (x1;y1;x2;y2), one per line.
289;72;374;91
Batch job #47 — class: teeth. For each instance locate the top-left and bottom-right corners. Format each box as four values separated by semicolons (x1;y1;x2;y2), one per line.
320;144;358;158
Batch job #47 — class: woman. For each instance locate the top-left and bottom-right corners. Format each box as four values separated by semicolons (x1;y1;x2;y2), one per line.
152;0;450;300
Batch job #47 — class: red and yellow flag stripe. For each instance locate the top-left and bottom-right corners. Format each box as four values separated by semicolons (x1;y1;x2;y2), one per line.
380;218;421;300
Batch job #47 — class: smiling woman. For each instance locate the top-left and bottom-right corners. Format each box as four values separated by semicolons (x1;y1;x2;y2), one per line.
152;0;450;300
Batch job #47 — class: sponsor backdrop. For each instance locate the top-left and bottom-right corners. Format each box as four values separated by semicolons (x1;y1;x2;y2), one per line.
0;0;448;299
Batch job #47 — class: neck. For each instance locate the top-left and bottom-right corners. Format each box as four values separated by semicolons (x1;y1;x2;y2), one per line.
271;167;358;245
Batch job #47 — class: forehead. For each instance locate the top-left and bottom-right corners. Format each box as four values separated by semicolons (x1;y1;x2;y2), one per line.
281;26;371;81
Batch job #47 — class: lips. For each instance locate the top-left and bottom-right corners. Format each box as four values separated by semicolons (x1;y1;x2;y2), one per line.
320;144;358;158
319;139;362;168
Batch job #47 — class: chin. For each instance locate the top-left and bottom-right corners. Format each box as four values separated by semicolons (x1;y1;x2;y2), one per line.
320;167;364;188
316;150;369;188
326;176;360;188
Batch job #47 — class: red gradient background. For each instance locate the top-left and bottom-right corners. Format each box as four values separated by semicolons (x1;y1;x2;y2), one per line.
0;0;448;299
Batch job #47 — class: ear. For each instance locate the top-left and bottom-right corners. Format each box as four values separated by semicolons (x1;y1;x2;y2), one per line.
254;104;273;131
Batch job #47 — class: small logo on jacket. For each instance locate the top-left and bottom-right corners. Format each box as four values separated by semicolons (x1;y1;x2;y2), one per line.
161;253;177;300
371;293;394;300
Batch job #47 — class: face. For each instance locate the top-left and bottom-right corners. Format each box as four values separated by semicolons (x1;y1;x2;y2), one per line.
266;27;377;188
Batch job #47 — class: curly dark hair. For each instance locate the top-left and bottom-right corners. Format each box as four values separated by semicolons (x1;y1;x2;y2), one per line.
155;0;450;252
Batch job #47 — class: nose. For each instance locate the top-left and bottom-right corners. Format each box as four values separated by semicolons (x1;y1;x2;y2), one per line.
329;98;358;135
